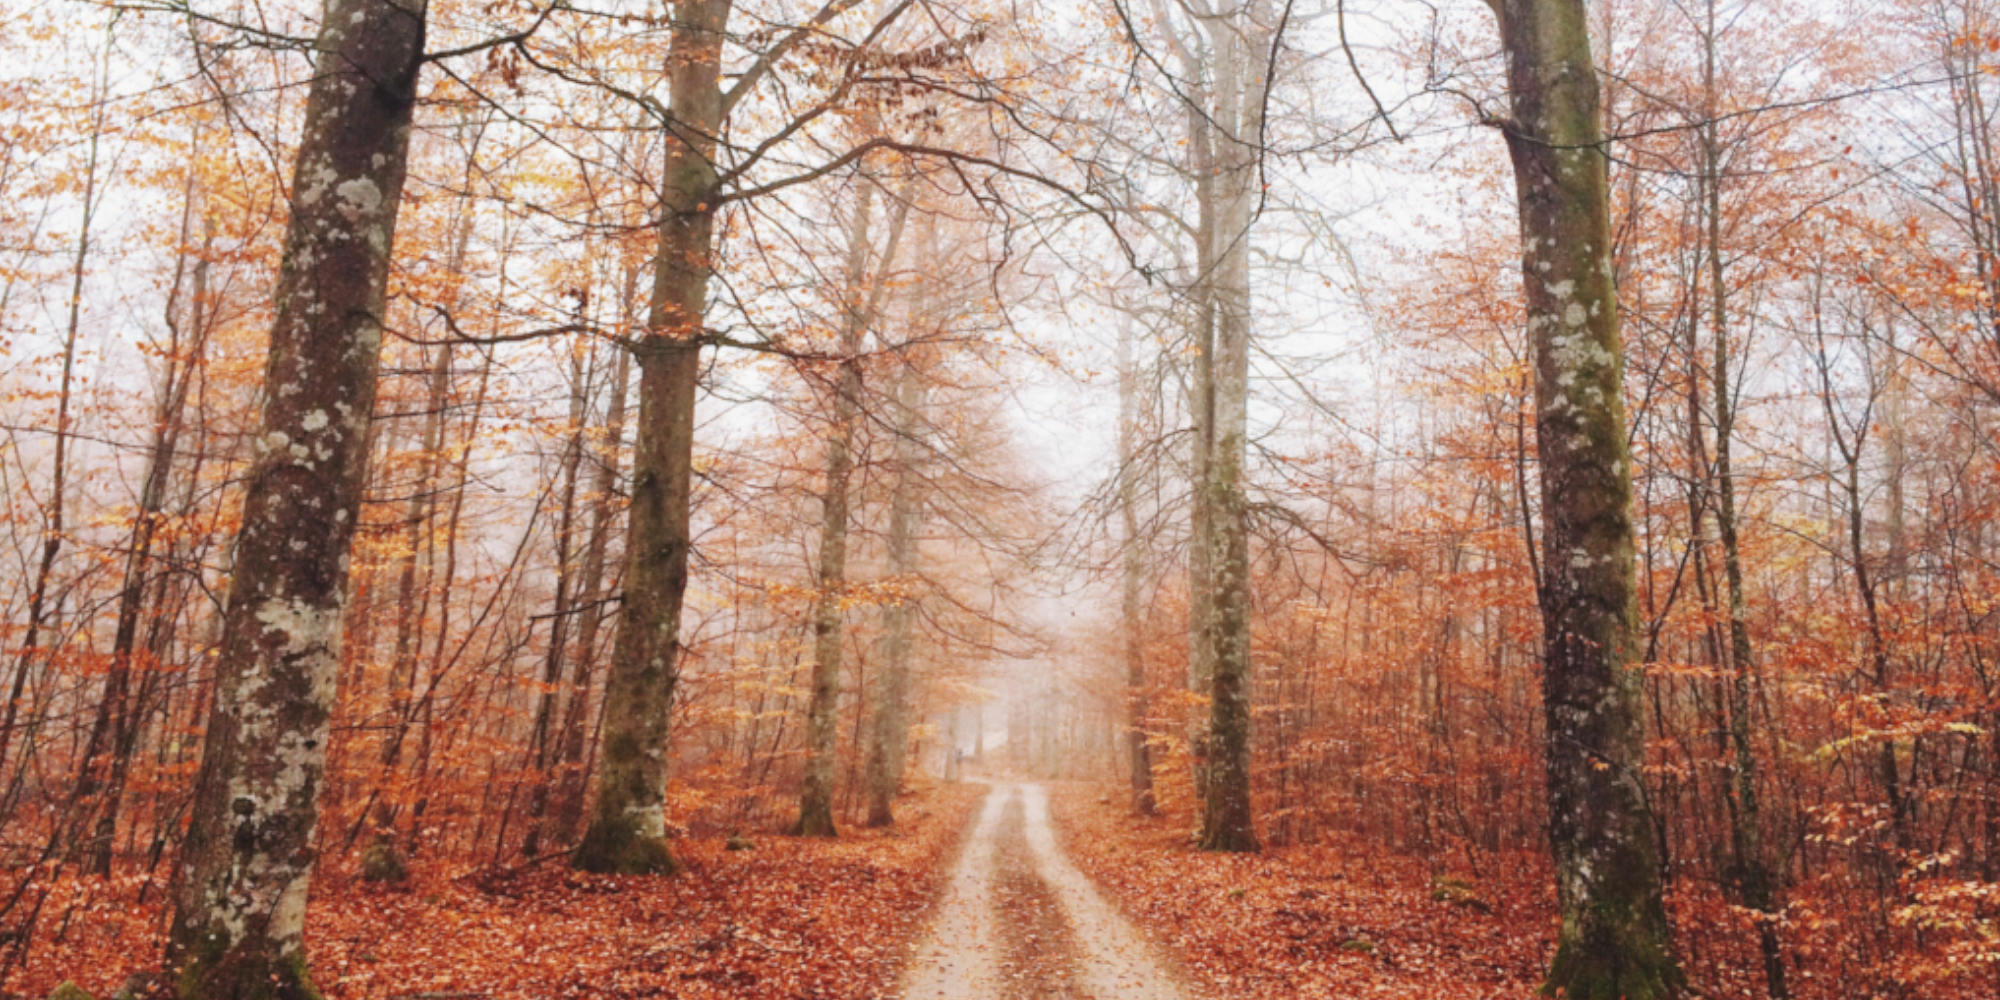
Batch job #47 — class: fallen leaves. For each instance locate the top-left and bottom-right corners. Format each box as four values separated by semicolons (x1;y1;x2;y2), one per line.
5;782;983;1000
1045;784;1550;1000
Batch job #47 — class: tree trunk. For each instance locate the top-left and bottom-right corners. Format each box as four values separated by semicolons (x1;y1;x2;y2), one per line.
864;314;924;828
797;182;877;838
1700;4;1785;990
801;176;911;835
575;0;728;874
522;343;592;858
550;317;633;846
1185;86;1220;807
1196;2;1265;855
1119;315;1156;815
1489;0;1681;995
164;0;425;994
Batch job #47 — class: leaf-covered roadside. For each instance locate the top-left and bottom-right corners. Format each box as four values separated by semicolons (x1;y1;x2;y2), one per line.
7;783;982;1000
1047;784;1551;999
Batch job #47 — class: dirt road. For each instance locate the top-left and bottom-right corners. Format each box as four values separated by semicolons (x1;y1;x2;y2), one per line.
901;783;1188;1000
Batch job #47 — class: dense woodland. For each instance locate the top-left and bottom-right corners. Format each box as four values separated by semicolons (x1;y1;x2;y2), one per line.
2;0;1999;997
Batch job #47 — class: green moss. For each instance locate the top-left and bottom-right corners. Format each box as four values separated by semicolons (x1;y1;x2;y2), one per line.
573;816;678;875
358;837;408;883
1340;940;1376;954
1540;897;1683;1000
49;982;95;1000
174;923;324;1000
111;973;161;1000
1430;874;1492;912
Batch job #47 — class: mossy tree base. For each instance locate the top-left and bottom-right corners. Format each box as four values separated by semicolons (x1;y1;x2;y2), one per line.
174;927;323;1000
1543;933;1683;1000
792;807;838;839
357;836;409;883
572;817;678;875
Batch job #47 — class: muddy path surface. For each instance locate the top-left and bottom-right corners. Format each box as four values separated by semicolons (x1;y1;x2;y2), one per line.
901;783;1188;1000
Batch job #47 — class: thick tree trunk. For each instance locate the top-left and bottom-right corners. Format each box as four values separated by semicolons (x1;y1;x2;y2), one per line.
1489;1;1681;996
1196;3;1264;855
575;0;728;874
164;0;425;994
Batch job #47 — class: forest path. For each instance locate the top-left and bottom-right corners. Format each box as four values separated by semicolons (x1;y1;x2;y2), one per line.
901;782;1189;1000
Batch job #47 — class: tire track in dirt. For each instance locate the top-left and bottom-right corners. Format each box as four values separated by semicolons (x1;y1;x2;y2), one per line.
900;783;1186;1000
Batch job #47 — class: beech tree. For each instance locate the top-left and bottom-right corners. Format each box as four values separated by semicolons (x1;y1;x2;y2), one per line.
9;1;2000;996
163;0;427;994
1487;0;1682;995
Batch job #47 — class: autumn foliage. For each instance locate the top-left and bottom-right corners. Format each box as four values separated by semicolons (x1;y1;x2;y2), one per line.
4;0;2000;997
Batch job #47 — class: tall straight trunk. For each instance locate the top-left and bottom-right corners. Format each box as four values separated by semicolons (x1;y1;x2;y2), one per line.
78;164;215;877
1119;315;1156;815
1185;91;1220;799
1196;2;1265;854
353;206;464;869
1699;5;1785;992
797;182;877;838
164;0;425;995
864;303;925;828
575;0;729;874
551;330;633;845
1153;0;1217;717
522;343;592;857
801;178;911;835
1488;1;1681;995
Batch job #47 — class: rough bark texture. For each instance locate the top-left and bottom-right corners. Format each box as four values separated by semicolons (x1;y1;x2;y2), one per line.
1490;1;1681;996
1195;1;1265;855
575;0;728;875
163;0;425;995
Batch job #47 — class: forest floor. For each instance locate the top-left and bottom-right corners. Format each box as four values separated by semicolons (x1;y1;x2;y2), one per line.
1042;782;1553;1000
3;781;985;1000
11;777;1817;1000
